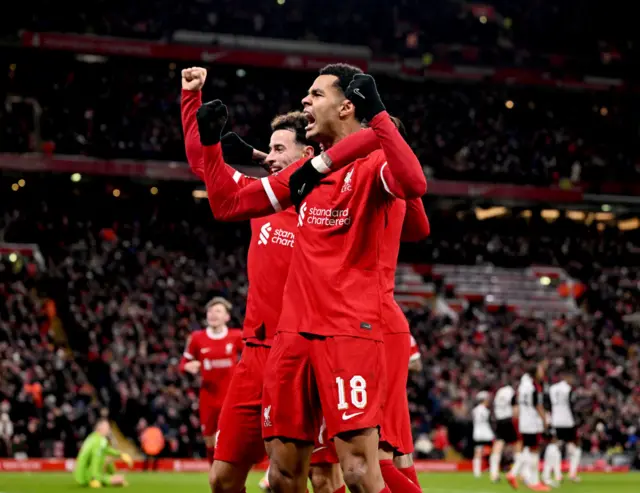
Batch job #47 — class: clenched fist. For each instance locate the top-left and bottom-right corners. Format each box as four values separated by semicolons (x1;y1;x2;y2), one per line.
181;67;207;91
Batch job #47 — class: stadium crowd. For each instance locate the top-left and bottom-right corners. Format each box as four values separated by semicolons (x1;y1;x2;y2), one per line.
9;0;635;69
1;50;638;186
1;181;638;460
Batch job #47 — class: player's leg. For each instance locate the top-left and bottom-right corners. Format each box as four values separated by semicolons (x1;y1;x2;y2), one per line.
263;333;316;493
199;392;219;465
309;420;346;493
524;435;550;491
378;446;421;493
566;436;582;481
507;443;527;489
210;345;270;493
542;441;561;488
393;454;420;488
309;463;345;493
312;336;388;493
378;333;421;493
473;445;483;478
490;440;504;482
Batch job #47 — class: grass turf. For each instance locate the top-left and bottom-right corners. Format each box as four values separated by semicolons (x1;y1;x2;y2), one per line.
1;471;638;493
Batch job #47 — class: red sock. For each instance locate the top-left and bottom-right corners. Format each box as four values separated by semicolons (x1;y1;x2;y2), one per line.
379;459;422;493
398;465;420;487
206;447;215;465
334;487;346;493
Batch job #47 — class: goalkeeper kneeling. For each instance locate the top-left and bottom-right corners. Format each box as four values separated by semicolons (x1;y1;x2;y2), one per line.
74;418;134;488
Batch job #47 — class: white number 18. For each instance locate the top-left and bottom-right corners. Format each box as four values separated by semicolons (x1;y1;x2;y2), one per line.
336;376;368;410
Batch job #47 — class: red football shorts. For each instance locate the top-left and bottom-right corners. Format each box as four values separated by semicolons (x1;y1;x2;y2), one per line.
199;390;222;438
310;417;339;465
379;332;414;455
263;332;386;442
214;344;270;465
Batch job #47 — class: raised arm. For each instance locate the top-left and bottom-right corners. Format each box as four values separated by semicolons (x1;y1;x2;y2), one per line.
401;198;431;242
345;74;427;199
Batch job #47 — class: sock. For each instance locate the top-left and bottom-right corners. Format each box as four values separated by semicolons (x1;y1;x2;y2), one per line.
568;442;581;478
528;451;540;485
489;452;501;480
473;456;482;478
552;445;563;481
379;460;422;493
398;465;420;487
206;447;215;465
542;445;556;482
333;487;346;493
509;450;526;477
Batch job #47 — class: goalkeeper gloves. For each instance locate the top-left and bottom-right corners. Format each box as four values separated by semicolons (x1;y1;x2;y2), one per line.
289;157;327;210
120;452;133;468
196;100;228;146
221;132;254;165
345;74;386;122
89;479;102;488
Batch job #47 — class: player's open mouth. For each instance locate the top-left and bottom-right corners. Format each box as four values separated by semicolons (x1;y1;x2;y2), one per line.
305;113;316;131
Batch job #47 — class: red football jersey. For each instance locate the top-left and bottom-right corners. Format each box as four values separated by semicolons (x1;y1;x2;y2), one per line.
181;89;296;346
181;327;243;405
244;210;297;345
276;149;400;341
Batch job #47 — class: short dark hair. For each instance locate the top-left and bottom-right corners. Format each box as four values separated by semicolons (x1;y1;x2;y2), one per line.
271;111;314;147
319;63;364;96
390;115;407;138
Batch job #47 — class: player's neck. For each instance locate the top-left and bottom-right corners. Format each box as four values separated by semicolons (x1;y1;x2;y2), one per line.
321;121;362;149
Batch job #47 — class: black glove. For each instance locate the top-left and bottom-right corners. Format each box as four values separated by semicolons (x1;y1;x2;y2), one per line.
289;157;323;210
196;99;228;146
345;74;386;122
221;132;254;165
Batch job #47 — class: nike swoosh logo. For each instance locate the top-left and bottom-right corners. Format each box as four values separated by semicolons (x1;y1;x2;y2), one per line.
298;183;306;195
312;446;327;453
342;411;364;421
201;348;211;353
353;88;365;99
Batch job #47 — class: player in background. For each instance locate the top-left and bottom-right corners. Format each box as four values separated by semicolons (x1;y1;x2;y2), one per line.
182;67;347;493
507;364;550;492
544;369;581;485
74;418;134;488
472;391;495;478
490;378;519;482
179;297;243;465
195;65;427;493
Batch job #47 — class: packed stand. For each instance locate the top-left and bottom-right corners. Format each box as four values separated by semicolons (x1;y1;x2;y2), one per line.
2;179;639;459
9;0;637;70
1;50;638;186
0;258;102;458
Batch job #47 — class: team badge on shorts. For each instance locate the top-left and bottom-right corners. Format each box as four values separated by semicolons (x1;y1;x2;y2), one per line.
264;405;272;428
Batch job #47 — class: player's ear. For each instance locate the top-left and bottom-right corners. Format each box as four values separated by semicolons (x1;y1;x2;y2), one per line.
339;99;356;120
302;146;315;159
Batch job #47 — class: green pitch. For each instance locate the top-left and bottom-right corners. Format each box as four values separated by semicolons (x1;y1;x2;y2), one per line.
1;471;638;493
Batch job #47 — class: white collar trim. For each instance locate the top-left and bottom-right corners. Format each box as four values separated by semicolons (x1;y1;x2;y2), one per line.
206;326;228;340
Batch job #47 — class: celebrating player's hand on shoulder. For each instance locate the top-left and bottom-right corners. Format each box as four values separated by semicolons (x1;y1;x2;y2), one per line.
345;73;386;122
182;66;207;92
184;360;202;375
196;100;229;146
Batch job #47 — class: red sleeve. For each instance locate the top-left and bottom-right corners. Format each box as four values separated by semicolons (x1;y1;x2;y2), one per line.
201;129;382;221
181;89;258;188
401;198;431;242
311;128;380;174
369;111;427;199
178;335;197;373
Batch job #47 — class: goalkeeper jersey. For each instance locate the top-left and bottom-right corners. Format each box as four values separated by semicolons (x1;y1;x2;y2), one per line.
74;432;119;483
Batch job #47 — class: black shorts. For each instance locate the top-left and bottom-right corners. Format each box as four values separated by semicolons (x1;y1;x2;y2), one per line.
555;427;577;443
522;433;541;448
495;419;519;444
474;439;494;448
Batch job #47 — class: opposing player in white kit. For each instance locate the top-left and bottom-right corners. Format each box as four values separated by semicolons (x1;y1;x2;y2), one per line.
490;380;519;482
543;370;581;485
507;365;550;491
472;391;495;478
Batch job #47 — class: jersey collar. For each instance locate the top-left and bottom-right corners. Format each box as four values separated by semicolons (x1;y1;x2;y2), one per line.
206;326;228;340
